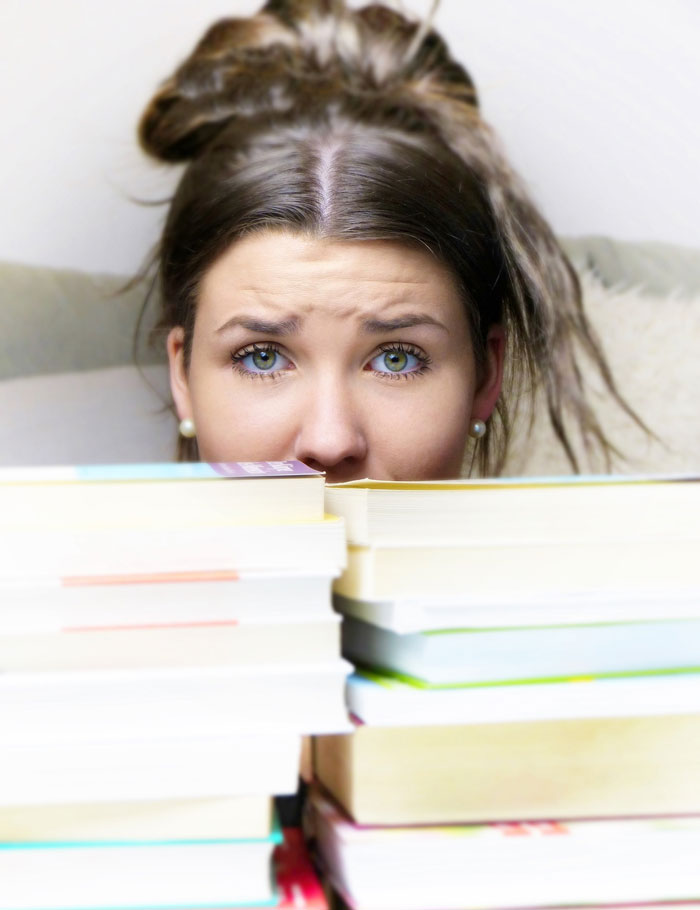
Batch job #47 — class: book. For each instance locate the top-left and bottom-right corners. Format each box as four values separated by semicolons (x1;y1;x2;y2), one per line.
3;730;303;805
341;615;700;686
0;513;347;578
314;712;700;825
334;538;697;601
0;795;273;841
1;460;325;530
325;474;700;546
1;661;353;748
0;813;283;910
333;588;700;632
1;571;335;634
344;669;700;726
0;612;341;671
310;790;700;910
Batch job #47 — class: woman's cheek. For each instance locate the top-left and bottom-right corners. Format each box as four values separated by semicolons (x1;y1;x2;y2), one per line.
362;377;471;478
189;372;297;463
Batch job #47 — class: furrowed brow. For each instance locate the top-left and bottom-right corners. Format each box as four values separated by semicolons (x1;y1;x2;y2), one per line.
216;315;300;335
362;314;448;333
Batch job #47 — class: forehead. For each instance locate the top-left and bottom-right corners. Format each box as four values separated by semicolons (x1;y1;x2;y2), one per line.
196;231;467;326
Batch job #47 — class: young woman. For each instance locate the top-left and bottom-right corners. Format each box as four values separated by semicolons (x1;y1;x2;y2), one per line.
137;0;637;481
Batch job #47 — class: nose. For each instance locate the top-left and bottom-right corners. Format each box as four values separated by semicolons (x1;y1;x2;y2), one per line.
293;379;369;480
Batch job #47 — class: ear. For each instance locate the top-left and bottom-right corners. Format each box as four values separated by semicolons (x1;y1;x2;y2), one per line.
166;326;193;422
471;325;505;421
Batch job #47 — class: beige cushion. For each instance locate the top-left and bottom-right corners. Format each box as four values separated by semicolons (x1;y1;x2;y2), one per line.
503;274;700;476
0;261;163;382
0;365;175;465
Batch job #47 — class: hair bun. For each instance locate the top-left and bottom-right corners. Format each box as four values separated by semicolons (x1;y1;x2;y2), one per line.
139;0;478;163
138;12;301;162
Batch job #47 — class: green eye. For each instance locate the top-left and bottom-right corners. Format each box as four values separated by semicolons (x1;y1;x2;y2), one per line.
252;349;277;370
383;350;408;372
368;346;425;376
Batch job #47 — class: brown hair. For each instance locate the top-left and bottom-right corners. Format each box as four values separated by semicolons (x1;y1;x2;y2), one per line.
138;0;641;473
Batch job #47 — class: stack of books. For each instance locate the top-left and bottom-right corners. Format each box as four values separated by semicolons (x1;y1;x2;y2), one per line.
313;475;700;909
0;460;346;909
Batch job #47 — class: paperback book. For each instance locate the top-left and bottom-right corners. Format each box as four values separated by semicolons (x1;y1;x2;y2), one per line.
1;572;335;634
1;460;325;530
344;669;700;726
1;661;354;747
310;790;700;910
314;711;700;824
3;729;303;805
1;612;341;671
325;473;700;546
1;813;284;910
341;615;700;686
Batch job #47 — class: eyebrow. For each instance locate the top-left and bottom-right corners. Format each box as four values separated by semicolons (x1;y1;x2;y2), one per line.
215;312;448;336
362;314;448;333
216;315;300;335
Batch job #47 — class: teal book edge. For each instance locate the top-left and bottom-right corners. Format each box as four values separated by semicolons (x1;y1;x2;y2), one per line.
0;811;283;851
9;900;279;910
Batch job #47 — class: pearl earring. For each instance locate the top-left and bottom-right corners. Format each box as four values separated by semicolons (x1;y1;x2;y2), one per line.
469;418;487;439
179;417;196;438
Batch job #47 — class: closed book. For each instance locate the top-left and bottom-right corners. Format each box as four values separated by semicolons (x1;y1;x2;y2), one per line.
2;730;302;805
325;474;700;546
1;460;324;530
0;815;283;910
341;615;700;686
0;612;341;671
1;572;334;633
335;538;697;602
1;661;353;749
345;669;700;727
333;588;700;632
314;713;700;825
311;791;700;910
0;514;346;578
0;795;273;841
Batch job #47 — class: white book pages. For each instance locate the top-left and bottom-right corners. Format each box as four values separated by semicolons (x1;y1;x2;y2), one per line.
1;731;301;805
1;572;335;634
1;838;277;909
346;670;700;726
0;516;346;578
313;792;700;910
0;660;354;745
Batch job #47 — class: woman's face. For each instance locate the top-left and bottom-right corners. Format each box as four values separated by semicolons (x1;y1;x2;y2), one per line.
167;232;503;482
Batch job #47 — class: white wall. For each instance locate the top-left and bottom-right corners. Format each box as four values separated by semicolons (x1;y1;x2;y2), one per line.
1;0;698;275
